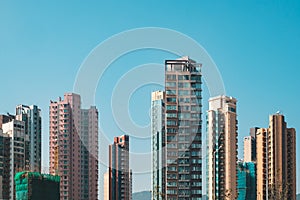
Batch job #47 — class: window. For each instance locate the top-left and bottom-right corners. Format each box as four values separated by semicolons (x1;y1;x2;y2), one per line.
178;90;190;96
178;82;190;88
191;106;201;112
167;189;177;194
166;75;176;80
166;105;176;111
166;90;176;95
167;181;177;186
178;75;189;80
191;75;201;81
166;82;176;87
191;151;201;157
179;174;190;180
167;143;177;149
167;173;177;179
167;120;177;126
167;136;177;142
178;113;190;119
167;97;176;103
179;98;190;103
167;166;177;171
191;83;201;88
166;113;177;118
167;128;177;133
179;106;189;111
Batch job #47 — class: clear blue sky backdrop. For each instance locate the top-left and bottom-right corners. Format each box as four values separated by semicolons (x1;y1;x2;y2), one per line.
1;0;299;194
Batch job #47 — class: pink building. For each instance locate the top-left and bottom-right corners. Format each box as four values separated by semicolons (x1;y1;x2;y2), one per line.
49;93;98;200
109;135;132;200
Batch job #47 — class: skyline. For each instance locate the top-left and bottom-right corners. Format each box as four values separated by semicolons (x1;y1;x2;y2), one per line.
1;1;300;194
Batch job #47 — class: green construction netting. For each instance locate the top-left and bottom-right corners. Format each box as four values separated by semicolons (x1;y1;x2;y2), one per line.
15;171;60;183
14;171;60;200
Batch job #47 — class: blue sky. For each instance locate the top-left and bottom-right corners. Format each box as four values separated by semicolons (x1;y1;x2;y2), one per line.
1;0;299;195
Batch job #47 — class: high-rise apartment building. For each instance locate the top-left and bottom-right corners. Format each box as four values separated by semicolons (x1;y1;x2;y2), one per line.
49;93;98;200
164;56;202;199
0;106;42;200
206;95;238;200
256;114;296;200
0;114;14;198
15;105;42;172
256;128;268;200
108;135;132;200
151;91;166;200
243;127;258;163
0;118;26;200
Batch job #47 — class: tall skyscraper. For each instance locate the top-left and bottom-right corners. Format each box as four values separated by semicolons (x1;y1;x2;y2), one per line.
164;56;202;199
206;95;238;200
0;118;26;200
1;107;41;200
108;135;132;200
151;91;166;200
15;105;42;172
243;127;258;163
49;93;98;200
256;114;296;200
256;128;268;200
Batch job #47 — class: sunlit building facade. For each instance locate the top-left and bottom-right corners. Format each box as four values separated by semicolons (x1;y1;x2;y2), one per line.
0;118;26;200
109;135;132;200
256;114;296;200
206;95;238;200
15;105;42;172
165;56;202;199
49;93;98;200
151;91;166;200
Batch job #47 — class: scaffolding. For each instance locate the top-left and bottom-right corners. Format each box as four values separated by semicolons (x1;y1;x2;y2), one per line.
15;171;60;200
237;162;256;200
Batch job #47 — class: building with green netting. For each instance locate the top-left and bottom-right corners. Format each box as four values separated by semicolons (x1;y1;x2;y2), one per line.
14;171;60;200
237;161;256;200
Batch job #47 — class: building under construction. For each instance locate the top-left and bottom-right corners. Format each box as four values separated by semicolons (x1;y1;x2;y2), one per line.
14;171;60;200
237;161;256;200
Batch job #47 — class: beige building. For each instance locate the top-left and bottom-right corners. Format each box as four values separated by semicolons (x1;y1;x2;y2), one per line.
206;95;238;200
256;114;296;200
244;136;253;162
103;171;109;200
244;127;259;162
256;128;268;200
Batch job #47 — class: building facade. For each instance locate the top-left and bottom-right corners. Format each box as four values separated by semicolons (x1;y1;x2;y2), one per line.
15;105;42;172
256;114;296;200
164;56;202;199
0;118;26;200
151;91;166;200
108;135;132;200
237;161;256;200
49;93;98;200
256;128;268;200
206;95;238;200
243;127;258;163
15;171;60;200
103;171;109;200
0;115;14;199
